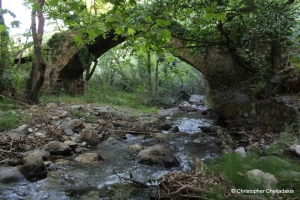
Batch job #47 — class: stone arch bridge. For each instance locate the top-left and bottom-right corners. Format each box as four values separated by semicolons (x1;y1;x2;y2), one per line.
43;31;298;132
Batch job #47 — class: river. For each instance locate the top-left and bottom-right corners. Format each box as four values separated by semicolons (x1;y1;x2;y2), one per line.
0;110;221;200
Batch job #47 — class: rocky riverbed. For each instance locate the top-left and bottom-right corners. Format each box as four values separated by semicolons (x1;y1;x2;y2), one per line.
1;95;300;199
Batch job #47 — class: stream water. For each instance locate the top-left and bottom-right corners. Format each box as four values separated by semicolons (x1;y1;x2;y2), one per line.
0;111;222;200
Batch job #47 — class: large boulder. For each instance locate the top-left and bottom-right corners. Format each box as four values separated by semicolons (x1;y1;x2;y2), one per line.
246;169;277;189
43;141;72;155
18;154;47;182
136;144;180;168
0;167;25;183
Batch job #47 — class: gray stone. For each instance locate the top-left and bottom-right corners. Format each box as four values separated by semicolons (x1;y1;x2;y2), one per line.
17;125;29;135
71;105;82;110
80;142;87;147
18;154;47;182
169;126;179;133
68;119;83;129
59;111;69;118
23;150;50;161
137;144;180;168
35;132;46;138
157;120;173;131
52;116;60;120
43;141;72;155
47;103;57;108
127;144;143;154
154;132;168;139
64;140;78;150
246;169;277;189
289;144;300;157
106;136;119;143
0;167;25;183
7;129;26;138
61;121;74;135
75;153;104;163
80;128;99;145
234;147;246;157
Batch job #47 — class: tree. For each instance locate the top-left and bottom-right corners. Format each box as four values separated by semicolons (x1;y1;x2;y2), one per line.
27;0;46;103
0;0;12;94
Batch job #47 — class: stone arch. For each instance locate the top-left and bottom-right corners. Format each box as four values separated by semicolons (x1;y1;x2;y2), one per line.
43;31;298;132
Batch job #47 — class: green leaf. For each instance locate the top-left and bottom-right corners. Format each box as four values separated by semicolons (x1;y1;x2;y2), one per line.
127;27;136;36
0;25;7;33
87;29;97;39
32;3;42;11
48;0;59;6
161;29;171;42
115;26;124;35
71;34;83;44
10;21;20;28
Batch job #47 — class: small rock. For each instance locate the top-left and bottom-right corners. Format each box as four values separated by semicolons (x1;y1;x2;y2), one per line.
54;159;69;164
157;120;173;131
80;128;99;145
35;132;46;138
52;116;60;120
71;105;82;110
7;129;26;138
154;133;168;139
289;144;300;157
59;111;69;118
169;126;179;133
47;103;57;108
18;154;47;182
43;141;72;155
75;153;104;163
64;140;78;150
28;128;33;133
234;147;246;157
81;142;87;147
0;167;25;183
222;147;233;154
23;150;50;161
137;144;180;168
246;169;277;189
44;161;52;167
127;144;143;154
61;121;74;136
17;125;29;135
106;137;119;143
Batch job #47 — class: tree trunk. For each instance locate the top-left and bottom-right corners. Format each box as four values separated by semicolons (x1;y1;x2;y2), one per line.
27;0;46;103
155;58;159;94
146;51;152;95
85;59;98;81
270;41;282;69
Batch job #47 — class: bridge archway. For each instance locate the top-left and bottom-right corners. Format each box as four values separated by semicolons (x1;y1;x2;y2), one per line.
44;31;298;132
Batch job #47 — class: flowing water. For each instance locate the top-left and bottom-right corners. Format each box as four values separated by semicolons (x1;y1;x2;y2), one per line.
0;110;221;200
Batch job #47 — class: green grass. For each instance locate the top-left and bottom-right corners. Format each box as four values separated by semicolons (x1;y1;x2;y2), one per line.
0;96;17;111
210;150;300;199
0;111;31;130
0;96;31;130
40;83;159;116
